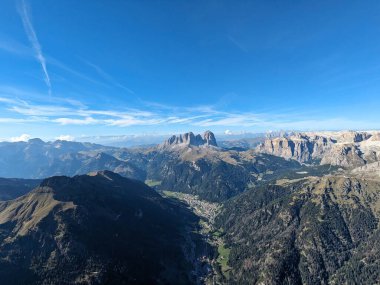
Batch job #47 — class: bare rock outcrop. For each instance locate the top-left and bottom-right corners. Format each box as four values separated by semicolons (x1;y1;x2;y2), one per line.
203;130;217;146
320;144;366;167
256;131;380;168
161;131;218;148
339;131;372;143
257;133;334;163
351;161;380;178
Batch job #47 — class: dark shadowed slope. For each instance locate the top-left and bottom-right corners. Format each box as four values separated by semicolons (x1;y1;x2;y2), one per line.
0;178;41;200
215;176;380;284
0;171;200;285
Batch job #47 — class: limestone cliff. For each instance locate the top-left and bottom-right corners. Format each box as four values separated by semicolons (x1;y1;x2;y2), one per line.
161;131;218;148
257;131;380;167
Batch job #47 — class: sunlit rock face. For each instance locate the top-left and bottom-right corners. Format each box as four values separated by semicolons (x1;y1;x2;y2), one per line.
257;131;380;168
162;130;218;148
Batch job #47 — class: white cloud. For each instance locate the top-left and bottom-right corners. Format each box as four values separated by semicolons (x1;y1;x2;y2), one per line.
224;130;233;135
0;97;18;104
55;135;75;141
53;117;99;125
10;134;31;142
0;117;30;123
10;104;75;116
18;0;51;93
0;87;379;132
194;114;263;127
105;117;165;127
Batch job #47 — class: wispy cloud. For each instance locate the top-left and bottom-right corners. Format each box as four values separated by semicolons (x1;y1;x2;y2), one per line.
18;0;51;94
0;37;32;56
0;117;35;123
47;56;111;89
81;58;135;94
227;35;248;53
53;117;99;125
0;87;378;132
0;38;133;94
0;34;136;96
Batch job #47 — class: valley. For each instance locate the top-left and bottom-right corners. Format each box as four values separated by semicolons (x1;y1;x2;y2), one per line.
160;190;230;284
0;130;379;284
2;1;378;283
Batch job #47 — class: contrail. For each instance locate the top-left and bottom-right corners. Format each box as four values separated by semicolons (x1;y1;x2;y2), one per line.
18;0;51;94
81;58;135;95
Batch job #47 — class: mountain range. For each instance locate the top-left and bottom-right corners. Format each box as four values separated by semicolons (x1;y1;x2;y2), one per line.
0;130;379;284
257;131;380;168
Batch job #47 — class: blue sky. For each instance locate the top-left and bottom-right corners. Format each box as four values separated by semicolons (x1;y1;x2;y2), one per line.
0;0;380;141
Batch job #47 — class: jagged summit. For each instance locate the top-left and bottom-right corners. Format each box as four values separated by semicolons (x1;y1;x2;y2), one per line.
161;130;218;148
203;130;217;146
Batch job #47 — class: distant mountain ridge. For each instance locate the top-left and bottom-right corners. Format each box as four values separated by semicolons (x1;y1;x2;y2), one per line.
0;131;335;202
0;139;144;179
0;130;379;284
75;132;265;148
0;178;41;200
257;130;380;167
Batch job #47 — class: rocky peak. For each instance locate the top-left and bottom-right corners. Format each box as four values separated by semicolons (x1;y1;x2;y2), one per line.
162;131;218;148
203;130;217;146
256;130;380;168
87;170;120;180
340;131;371;143
28;138;45;144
